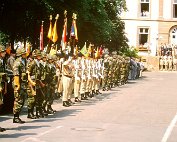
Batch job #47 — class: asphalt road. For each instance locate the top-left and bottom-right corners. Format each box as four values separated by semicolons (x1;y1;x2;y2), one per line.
1;71;177;142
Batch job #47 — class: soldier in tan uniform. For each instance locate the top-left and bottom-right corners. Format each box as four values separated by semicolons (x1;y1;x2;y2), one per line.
168;56;173;71
62;54;74;107
73;53;82;102
159;57;164;71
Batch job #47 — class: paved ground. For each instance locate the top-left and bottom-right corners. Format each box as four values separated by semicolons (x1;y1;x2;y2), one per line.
1;71;177;142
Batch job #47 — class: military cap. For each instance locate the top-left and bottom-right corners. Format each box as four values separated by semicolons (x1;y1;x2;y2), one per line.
47;54;52;60
35;49;41;56
104;54;109;58
41;51;47;58
52;54;57;61
16;47;26;56
0;44;6;53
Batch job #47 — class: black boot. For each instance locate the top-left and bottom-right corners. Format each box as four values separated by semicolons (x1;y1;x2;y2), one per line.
42;107;48;116
13;113;25;124
0;127;6;132
68;99;75;105
84;93;88;100
63;101;70;107
27;109;36;119
75;97;81;103
36;107;44;118
81;94;85;100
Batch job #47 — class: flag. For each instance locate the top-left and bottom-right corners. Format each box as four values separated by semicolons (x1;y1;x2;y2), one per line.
80;42;87;56
70;20;78;41
74;45;79;56
88;44;92;55
99;46;103;56
52;14;59;43
40;21;44;50
95;47;100;58
47;15;53;40
61;18;67;51
26;43;31;57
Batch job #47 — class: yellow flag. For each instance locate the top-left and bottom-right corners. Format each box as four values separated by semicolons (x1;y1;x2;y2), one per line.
47;15;53;40
80;42;87;57
52;14;59;43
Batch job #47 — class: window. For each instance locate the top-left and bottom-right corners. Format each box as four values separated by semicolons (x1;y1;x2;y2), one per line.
139;28;149;46
140;0;150;17
173;0;177;18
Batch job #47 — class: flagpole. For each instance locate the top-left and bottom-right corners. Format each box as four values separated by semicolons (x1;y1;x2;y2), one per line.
47;15;53;53
40;21;44;51
70;13;77;54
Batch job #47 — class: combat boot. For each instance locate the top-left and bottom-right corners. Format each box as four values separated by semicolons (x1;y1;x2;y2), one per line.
27;109;37;119
81;94;85;100
0;127;6;132
42;107;48;116
13;113;25;124
63;101;70;107
36;107;44;118
75;97;81;103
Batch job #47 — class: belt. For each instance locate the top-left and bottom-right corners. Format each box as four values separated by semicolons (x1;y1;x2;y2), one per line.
64;75;73;78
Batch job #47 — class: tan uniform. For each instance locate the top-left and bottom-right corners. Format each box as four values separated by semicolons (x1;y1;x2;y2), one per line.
62;59;74;102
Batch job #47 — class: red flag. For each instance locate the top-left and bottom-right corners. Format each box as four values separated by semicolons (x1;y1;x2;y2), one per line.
61;18;67;51
40;21;44;51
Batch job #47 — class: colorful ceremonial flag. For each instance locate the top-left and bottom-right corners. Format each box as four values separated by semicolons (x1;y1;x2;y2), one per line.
52;14;59;43
61;18;67;51
99;46;103;56
26;43;31;57
40;21;44;51
80;42;87;56
95;47;100;58
47;15;53;40
70;19;78;41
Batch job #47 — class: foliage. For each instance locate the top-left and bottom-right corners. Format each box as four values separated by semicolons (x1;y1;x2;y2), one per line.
122;46;139;58
0;0;128;51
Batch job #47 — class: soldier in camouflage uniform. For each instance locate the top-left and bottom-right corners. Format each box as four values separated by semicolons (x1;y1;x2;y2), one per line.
13;47;30;123
45;54;56;112
0;44;7;131
102;54;109;91
27;49;46;118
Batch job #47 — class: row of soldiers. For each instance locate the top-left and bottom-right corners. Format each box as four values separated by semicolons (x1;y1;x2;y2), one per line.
0;44;131;130
159;56;177;71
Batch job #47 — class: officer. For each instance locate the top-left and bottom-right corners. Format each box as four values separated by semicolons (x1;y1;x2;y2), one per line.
62;53;74;107
13;47;31;123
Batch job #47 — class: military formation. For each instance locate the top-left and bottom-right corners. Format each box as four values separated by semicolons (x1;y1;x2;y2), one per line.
0;43;133;132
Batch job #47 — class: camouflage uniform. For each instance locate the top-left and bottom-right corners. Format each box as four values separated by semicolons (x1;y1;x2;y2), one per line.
0;45;6;108
27;49;45;118
13;47;27;123
102;54;109;91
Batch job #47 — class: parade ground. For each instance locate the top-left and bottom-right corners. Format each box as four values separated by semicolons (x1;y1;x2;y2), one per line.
1;71;177;142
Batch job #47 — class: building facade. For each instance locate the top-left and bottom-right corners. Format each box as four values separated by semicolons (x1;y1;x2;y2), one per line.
121;0;177;57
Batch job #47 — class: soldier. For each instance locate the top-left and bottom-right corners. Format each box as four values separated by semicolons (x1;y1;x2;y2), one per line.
102;54;109;91
40;52;49;115
45;54;56;113
27;49;46;118
13;47;31;123
62;54;74;107
73;53;82;102
0;44;7;130
159;57;164;71
168;56;173;71
164;57;168;71
80;55;88;100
